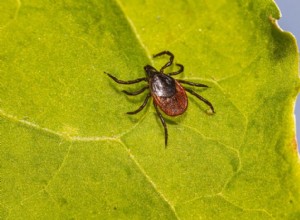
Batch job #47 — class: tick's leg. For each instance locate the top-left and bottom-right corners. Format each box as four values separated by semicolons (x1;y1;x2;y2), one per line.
122;86;149;96
169;64;184;76
177;80;208;87
153;51;174;73
127;93;151;114
184;87;215;113
154;102;168;147
105;72;146;84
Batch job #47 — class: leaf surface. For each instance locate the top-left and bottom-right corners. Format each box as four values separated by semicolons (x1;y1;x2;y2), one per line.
1;0;300;219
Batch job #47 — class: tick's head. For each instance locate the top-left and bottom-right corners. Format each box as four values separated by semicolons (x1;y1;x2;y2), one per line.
144;65;159;78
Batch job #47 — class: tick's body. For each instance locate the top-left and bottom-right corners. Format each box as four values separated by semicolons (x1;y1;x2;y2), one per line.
150;74;188;116
105;51;214;147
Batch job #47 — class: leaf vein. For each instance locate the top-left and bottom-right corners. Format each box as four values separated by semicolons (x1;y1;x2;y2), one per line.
119;140;181;220
114;0;153;62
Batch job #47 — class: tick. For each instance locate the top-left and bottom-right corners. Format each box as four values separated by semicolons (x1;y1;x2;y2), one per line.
105;51;215;147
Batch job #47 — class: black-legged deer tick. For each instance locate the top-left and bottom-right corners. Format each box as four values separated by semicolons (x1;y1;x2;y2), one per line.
105;51;215;147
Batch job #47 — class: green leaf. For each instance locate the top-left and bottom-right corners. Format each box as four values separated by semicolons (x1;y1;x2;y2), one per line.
1;0;300;219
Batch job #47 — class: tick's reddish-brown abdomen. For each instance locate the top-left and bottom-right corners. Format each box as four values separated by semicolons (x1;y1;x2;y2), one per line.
152;81;188;116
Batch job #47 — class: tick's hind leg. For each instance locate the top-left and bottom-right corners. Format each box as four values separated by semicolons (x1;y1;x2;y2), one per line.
105;72;146;84
127;93;151;114
154;102;168;147
153;51;174;73
184;87;215;113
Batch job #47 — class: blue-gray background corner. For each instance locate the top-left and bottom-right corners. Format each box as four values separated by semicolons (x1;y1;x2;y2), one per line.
274;0;300;151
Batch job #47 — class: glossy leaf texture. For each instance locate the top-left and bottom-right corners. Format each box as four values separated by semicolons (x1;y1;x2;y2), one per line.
1;0;300;219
